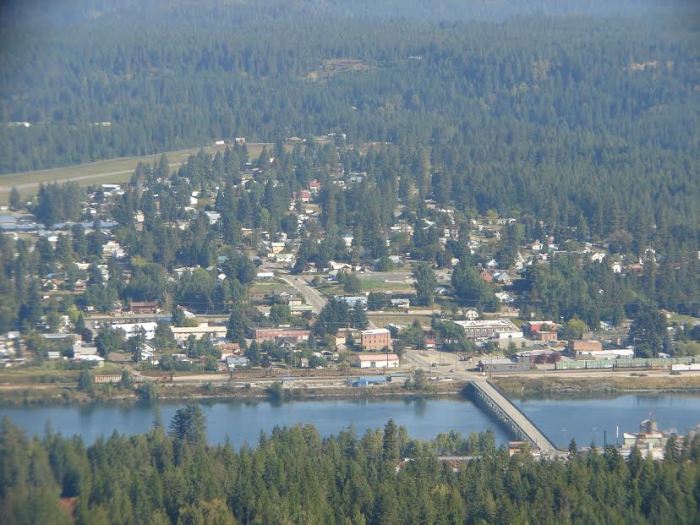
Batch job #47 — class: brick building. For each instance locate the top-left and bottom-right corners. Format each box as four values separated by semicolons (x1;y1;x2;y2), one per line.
360;328;391;351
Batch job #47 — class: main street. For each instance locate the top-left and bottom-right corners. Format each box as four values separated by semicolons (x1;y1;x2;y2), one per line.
280;274;328;314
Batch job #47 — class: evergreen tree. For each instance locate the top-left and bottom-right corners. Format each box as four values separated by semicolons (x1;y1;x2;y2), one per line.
413;263;437;307
8;187;20;210
169;405;206;445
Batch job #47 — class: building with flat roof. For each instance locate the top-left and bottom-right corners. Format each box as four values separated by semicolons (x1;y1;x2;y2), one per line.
478;358;531;373
171;323;228;342
254;328;310;343
352;353;399;369
360;328;391;350
454;319;523;340
569;339;603;358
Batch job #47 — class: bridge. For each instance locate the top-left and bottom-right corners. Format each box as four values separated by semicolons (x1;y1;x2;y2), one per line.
469;377;564;458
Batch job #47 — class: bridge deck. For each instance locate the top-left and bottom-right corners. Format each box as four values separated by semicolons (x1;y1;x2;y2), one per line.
471;377;563;457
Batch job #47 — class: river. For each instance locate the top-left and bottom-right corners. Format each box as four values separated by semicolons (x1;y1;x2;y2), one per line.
1;394;698;449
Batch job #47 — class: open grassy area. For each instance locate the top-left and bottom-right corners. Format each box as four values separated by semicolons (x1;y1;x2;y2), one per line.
0;142;271;204
493;374;700;397
316;283;344;296
250;281;297;296
359;278;415;293
0;361;125;385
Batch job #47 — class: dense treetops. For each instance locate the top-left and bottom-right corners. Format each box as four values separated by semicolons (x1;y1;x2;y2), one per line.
1;1;697;255
0;0;697;354
0;409;699;524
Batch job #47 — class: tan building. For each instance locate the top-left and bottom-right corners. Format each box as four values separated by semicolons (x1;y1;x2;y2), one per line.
360;328;391;351
254;328;310;343
569;339;603;357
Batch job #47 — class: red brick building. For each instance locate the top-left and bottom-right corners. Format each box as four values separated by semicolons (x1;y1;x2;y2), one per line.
360;329;391;351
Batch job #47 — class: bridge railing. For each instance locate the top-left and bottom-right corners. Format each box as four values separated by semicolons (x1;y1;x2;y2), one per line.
469;381;533;443
472;380;561;453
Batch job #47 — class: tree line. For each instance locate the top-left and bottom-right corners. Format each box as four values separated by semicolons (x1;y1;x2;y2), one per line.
0;409;698;524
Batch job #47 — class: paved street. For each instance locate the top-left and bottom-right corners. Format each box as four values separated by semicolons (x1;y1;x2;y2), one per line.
281;274;328;314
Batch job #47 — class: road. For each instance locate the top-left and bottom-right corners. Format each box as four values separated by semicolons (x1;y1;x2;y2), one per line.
281;273;384;328
470;376;563;457
281;274;328;314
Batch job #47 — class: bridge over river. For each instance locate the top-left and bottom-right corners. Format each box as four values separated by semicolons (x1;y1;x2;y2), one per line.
469;377;565;458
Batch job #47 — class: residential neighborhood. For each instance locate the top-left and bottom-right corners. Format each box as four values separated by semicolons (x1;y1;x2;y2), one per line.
0;136;697;387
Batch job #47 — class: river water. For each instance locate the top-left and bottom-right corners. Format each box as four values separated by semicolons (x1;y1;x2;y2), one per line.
0;394;698;448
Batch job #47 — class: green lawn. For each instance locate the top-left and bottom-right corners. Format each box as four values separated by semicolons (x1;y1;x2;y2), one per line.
250;281;297;296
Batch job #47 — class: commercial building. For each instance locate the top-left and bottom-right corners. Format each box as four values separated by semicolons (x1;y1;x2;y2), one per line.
454;319;523;340
254;328;310;344
360;328;391;350
569;339;603;358
352;353;400;369
478;358;531;373
170;323;228;342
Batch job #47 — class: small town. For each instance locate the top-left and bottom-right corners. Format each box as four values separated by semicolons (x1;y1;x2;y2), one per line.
0;2;698;523
0;135;697;463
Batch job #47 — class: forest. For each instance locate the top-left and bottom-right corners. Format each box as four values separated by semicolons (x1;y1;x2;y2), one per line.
1;1;698;260
1;408;699;525
0;2;697;237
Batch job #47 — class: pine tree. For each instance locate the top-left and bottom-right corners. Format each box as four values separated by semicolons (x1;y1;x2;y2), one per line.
8;187;20;210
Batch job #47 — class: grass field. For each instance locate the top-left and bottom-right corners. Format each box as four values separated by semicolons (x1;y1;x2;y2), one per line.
249;281;297;296
359;278;415;293
0;142;271;204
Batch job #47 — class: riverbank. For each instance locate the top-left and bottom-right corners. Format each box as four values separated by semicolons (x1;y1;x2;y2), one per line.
493;373;700;397
4;371;700;406
0;379;469;406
